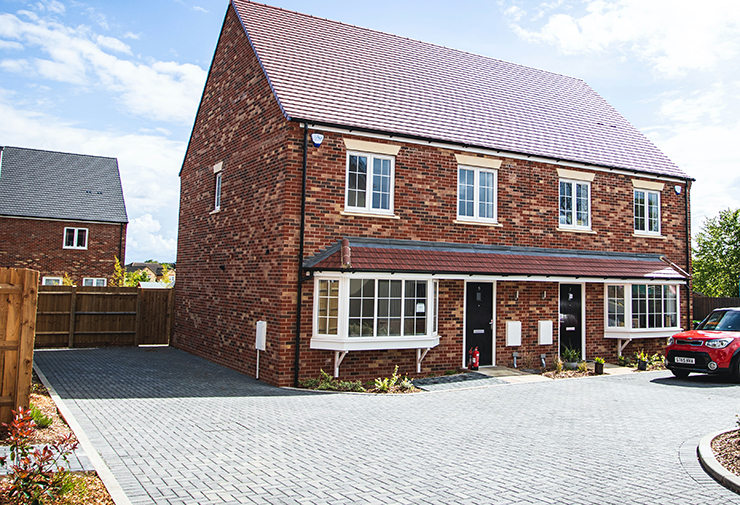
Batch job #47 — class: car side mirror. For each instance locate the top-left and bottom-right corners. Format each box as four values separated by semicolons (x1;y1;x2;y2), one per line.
693;321;700;330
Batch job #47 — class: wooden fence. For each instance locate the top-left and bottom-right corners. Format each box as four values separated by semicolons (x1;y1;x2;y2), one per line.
0;268;39;425
693;295;740;321
35;286;174;348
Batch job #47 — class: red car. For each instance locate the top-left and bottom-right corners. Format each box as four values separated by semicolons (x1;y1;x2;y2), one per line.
666;308;740;380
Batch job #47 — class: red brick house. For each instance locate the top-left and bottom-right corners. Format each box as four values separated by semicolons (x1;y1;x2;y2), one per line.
175;0;693;387
0;146;128;286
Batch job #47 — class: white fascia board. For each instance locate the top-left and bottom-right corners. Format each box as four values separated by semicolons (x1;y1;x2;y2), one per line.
304;124;689;184
604;330;680;339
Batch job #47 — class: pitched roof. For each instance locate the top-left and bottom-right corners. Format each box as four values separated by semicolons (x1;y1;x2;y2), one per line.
126;262;162;275
0;146;128;223
231;0;686;179
304;238;686;280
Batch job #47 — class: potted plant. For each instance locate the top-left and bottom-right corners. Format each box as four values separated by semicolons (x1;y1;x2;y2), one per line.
636;350;648;371
594;356;605;375
561;347;580;370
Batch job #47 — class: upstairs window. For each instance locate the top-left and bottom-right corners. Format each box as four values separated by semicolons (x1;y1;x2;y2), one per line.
215;172;222;211
559;180;590;230
63;228;88;249
83;278;107;287
345;152;394;215
457;166;498;223
634;189;660;234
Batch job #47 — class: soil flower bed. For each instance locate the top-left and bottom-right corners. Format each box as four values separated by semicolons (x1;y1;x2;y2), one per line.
712;430;740;478
0;373;114;504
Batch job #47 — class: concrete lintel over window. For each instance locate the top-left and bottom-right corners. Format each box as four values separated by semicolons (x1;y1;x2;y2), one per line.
213;161;223;174
632;179;664;191
557;168;595;182
455;154;502;169
343;138;401;156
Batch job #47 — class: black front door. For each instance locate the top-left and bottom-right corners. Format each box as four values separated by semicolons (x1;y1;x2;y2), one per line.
559;284;582;357
465;282;493;366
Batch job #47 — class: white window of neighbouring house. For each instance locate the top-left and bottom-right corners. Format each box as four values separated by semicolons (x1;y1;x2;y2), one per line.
83;278;107;287
634;189;660;234
605;284;679;331
559;180;590;229
316;279;339;336
63;228;88;249
345;152;394;215
457;166;497;223
42;277;62;286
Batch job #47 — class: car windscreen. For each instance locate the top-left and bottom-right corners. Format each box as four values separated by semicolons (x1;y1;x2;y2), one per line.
698;310;740;331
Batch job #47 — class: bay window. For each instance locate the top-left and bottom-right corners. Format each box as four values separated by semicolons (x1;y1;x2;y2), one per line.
605;283;680;334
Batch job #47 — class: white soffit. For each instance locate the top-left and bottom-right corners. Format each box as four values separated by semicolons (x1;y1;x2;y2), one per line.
632;179;665;191
343;138;401;156
557;168;595;182
455;154;502;169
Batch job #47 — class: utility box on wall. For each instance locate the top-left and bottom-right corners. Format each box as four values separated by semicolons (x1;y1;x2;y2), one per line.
538;320;553;345
255;321;266;351
506;321;522;346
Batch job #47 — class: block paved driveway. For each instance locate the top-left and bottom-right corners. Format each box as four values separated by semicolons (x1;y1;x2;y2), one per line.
35;347;740;505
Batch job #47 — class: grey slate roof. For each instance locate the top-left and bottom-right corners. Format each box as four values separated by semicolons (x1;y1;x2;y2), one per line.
232;0;687;179
0;146;128;223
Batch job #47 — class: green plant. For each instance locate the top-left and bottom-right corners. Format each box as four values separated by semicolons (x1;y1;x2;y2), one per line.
399;376;414;391
374;365;400;393
554;358;563;373
28;403;52;429
594;357;605;364
299;372;366;392
561;347;580;362
0;407;79;505
577;361;588;373
443;369;458;376
618;355;631;366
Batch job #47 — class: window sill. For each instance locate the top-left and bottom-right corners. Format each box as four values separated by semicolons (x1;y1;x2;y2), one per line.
604;329;681;339
209;209;221;215
62;247;88;250
556;227;596;235
632;232;666;240
310;335;439;351
340;210;399;220
454;219;502;227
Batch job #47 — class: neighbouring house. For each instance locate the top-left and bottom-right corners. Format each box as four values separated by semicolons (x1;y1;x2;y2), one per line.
174;0;693;387
0;146;128;287
125;262;175;283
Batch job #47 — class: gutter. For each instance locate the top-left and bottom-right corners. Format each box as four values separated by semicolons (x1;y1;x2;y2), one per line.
293;124;309;387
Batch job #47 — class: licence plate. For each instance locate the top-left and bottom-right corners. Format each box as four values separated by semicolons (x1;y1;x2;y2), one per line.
675;357;695;365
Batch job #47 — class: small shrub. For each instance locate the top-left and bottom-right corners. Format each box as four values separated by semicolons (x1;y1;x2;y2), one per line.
299;378;320;389
0;407;79;504
594;357;605;364
443;369;458;376
635;349;648;362
374;365;400;393
561;347;580;362
554;359;563;373
29;403;53;429
399;376;414;391
577;361;588;373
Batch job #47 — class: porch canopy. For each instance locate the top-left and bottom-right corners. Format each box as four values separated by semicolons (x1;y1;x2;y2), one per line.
304;237;688;281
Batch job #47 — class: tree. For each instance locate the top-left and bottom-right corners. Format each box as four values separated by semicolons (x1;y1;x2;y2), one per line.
693;208;740;297
111;256;126;287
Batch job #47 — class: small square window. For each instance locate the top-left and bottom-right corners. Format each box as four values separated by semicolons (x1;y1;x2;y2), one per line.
42;277;62;286
63;228;88;250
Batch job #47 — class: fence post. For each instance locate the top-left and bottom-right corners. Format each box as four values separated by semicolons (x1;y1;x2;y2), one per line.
134;288;142;346
166;288;175;344
67;287;77;348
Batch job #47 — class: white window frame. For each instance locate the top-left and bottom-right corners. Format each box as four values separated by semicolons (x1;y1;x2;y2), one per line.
559;179;591;230
42;277;62;286
311;273;439;351
344;151;395;216
603;282;681;338
63;227;88;250
634;189;661;235
457;165;498;223
83;277;107;287
214;172;222;211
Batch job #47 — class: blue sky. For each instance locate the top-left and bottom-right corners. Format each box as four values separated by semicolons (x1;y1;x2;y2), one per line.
1;0;739;262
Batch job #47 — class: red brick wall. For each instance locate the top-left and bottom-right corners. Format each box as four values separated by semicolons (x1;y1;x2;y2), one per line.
175;4;690;386
0;217;125;284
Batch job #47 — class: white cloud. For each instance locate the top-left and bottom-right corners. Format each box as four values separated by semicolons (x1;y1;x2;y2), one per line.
658;84;727;125
95;34;132;55
0;95;184;262
0;11;206;124
193;6;208;13
35;1;65;15
0;58;33;73
507;0;740;78
122;31;141;40
0;40;24;51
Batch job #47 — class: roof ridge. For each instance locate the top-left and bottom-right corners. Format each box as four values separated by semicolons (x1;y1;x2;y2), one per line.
231;0;586;83
1;145;118;161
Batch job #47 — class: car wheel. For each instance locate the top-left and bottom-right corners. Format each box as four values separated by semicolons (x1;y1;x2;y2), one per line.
671;369;690;379
732;358;740;384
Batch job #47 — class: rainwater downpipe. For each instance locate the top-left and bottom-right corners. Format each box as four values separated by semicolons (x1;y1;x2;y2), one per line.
685;178;692;329
293;124;309;387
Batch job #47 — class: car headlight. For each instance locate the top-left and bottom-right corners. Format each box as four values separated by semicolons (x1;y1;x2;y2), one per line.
667;337;674;346
705;338;733;349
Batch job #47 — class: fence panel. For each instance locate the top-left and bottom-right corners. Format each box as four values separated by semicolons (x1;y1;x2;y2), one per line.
0;268;39;425
35;285;171;348
693;295;740;321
